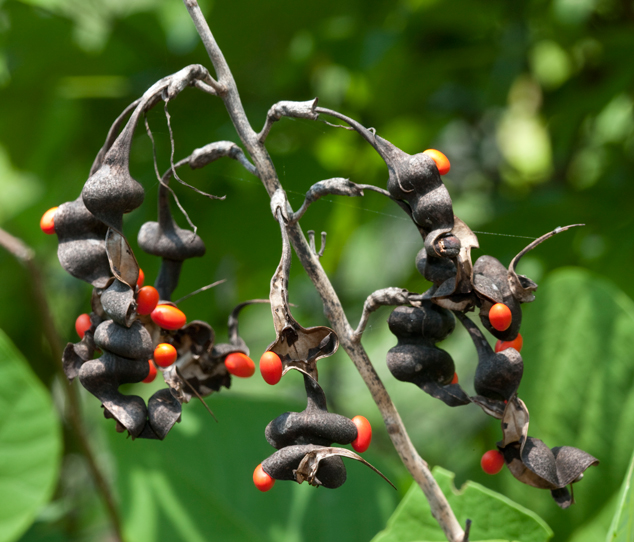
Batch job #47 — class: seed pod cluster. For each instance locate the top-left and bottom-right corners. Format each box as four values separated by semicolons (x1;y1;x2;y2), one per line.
256;200;392;491
261;375;358;488
46;67;257;440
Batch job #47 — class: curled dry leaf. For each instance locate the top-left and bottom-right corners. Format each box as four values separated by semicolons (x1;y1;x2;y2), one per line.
507;224;584;303
267;200;338;382
294;446;396;489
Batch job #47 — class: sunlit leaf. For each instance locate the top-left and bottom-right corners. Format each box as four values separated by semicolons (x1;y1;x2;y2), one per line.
0;329;62;542
371;466;552;542
606;448;634;542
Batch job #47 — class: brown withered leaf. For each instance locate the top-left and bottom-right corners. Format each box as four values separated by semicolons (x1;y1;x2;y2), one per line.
507;224;583;303
294;446;396;489
105;228;140;289
268;196;338;381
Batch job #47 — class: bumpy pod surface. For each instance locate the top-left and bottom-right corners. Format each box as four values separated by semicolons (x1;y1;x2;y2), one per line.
386;303;469;406
54;197;111;288
265;375;357;449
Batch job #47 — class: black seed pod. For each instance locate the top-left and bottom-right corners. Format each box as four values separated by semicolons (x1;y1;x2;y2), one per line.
265;374;357;449
100;279;136;327
54;197;111;288
261;444;347;489
78;350;150;437
93;320;153;360
82;111;145;232
456;313;523;403
386;303;470;406
138;181;205;300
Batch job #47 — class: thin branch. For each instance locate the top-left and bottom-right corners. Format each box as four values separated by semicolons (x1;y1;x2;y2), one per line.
353;287;423;339
183;3;464;540
258;98;319;142
0;228;124;542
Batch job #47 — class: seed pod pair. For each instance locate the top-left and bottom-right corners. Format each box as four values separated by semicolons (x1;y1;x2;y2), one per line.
497;397;598;508
386;302;470;406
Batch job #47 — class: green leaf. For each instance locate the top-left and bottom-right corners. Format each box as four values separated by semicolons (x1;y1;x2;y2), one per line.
108;392;398;542
0;328;62;542
372;466;552;542
606;448;634;541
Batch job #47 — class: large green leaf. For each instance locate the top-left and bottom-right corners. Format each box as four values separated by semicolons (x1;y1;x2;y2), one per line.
0;328;62;542
371;466;552;542
606;448;634;541
107;390;398;542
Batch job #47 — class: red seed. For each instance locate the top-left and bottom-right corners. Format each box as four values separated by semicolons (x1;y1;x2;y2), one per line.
481;450;505;475
151;304;187;330
488;303;512;332
40;207;58;235
75;313;92;339
351;415;372;453
495;333;523;353
136;286;159;316
253;463;275;492
142;360;157;383
451;372;459;385
137;268;145;288
225;352;256;378
423;149;451;175
260;351;283;385
153;343;178;368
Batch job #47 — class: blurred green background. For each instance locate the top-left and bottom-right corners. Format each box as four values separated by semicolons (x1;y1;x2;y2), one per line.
1;0;633;540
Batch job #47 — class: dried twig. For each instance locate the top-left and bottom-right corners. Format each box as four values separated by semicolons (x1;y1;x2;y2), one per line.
182;2;464;540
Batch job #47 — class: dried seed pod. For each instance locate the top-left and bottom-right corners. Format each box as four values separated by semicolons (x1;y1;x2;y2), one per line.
100;279;137;328
314;108;456;259
456;312;523;406
386;303;470;406
93;319;153;360
162;301;262;403
54;197;111;288
138;177;205;300
78;350;150;438
265;375;357;449
498;397;598;508
261;444;347;489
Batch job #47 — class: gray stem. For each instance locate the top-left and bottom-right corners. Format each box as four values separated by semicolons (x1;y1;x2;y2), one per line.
182;2;464;540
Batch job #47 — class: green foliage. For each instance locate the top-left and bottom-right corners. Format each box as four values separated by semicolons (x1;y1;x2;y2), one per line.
0;328;62;542
109;395;397;542
606;449;634;542
372;467;552;542
0;0;633;541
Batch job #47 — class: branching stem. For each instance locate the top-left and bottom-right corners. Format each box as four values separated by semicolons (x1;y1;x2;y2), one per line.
182;2;465;540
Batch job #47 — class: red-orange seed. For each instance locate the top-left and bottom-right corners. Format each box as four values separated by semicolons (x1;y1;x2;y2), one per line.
253;463;275;492
481;450;505;475
495;333;523;353
142;360;157;383
40;207;58;235
489;303;512;332
225;352;256;378
151;304;187;330
153;343;178;368
260;351;283;385
423;149;451;175
351;415;372;453
136;286;159;316
75;313;92;339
